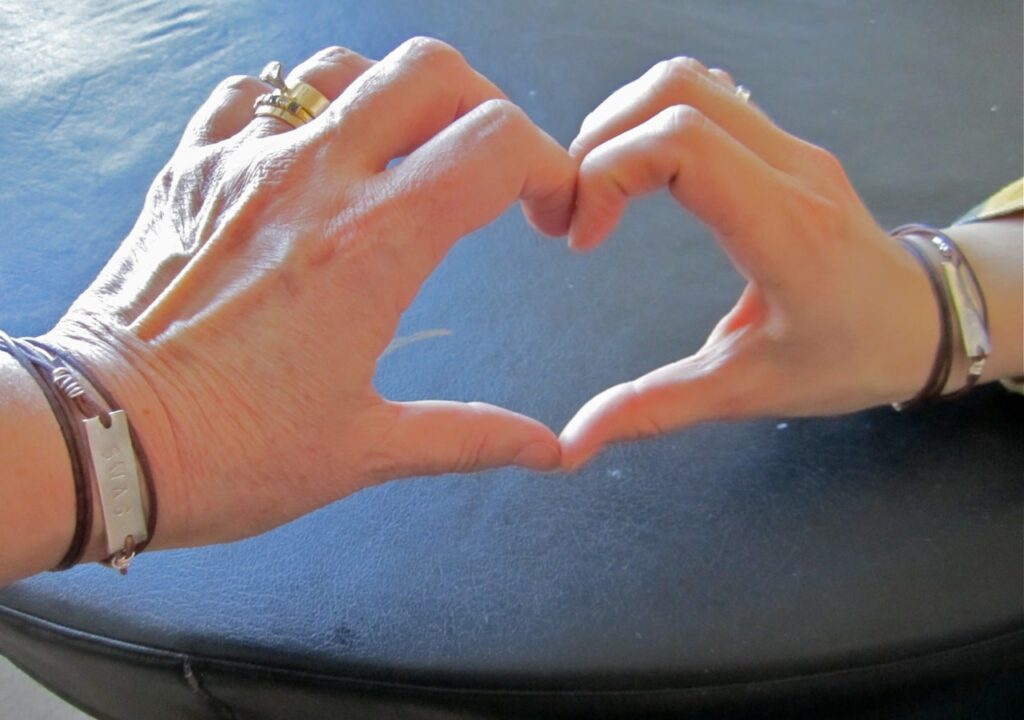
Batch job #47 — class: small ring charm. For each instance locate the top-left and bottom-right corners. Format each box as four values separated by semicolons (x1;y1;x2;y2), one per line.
253;92;315;129
259;60;289;92
735;84;752;104
253;61;331;128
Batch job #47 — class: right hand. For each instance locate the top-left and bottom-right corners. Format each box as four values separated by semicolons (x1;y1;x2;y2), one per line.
46;38;575;554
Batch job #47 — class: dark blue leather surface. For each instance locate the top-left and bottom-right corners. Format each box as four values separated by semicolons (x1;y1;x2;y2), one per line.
1;1;1022;716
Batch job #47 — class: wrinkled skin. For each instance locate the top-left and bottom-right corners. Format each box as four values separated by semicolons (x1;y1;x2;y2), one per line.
47;39;575;550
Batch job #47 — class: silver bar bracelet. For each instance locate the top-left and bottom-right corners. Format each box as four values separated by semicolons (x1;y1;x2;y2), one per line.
83;410;149;572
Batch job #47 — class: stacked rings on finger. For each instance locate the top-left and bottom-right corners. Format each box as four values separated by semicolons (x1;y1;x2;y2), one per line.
253;61;330;129
734;84;752;103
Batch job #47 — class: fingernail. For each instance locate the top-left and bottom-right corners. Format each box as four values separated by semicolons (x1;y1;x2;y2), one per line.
567;229;582;252
513;442;561;471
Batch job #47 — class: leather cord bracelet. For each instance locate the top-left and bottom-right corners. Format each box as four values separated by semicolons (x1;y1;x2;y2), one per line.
890;235;953;410
0;333;155;573
891;223;991;409
29;339;158;564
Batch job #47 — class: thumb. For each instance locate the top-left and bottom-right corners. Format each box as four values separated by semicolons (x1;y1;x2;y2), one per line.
559;334;760;471
381;400;561;478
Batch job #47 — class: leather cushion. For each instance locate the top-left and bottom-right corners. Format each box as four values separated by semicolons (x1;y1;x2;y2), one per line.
1;1;1021;718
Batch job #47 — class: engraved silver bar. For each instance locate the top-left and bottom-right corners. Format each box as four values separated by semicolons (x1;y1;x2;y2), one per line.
940;261;991;364
83;410;149;556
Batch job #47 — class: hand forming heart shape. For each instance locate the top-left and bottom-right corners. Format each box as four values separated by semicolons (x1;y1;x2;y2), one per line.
33;38;962;560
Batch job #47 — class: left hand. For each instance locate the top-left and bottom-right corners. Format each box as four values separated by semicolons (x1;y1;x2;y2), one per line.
559;58;940;469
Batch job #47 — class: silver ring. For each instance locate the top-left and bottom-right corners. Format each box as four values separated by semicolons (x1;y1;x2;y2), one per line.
735;84;752;104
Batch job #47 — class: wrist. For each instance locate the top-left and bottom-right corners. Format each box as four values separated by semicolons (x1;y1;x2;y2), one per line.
0;353;76;583
44;317;192;555
866;230;944;407
885;216;1022;406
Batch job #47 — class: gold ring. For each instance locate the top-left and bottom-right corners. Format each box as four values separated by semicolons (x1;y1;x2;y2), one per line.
253;61;331;128
284;80;330;118
735;84;752;103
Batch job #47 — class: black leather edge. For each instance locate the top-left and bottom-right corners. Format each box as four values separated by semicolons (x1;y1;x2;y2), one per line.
2;604;1022;720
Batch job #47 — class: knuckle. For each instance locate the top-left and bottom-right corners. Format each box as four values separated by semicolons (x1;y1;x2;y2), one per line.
709;67;735;85
652;56;708;94
804;143;841;173
218;74;261;96
475;98;527;128
397;36;463;71
468;99;531;147
668;55;709;75
801;142;850;186
314;45;366;77
313;45;353;63
660;104;708;140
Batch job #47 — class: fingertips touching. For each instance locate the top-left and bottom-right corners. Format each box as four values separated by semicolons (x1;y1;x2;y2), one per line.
559;381;639;470
568;107;711;253
559;337;760;471
567;150;630;252
517;127;577;238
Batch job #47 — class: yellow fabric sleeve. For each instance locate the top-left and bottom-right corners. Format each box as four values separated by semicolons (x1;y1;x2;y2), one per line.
953;178;1023;394
955;178;1024;224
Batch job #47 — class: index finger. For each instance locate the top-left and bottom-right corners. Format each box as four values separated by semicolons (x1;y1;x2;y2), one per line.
376;98;575;289
322;37;510;172
571;58;803;174
570;105;797;286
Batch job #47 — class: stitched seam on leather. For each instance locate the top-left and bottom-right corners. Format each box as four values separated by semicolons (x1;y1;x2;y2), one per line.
1;604;1021;697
